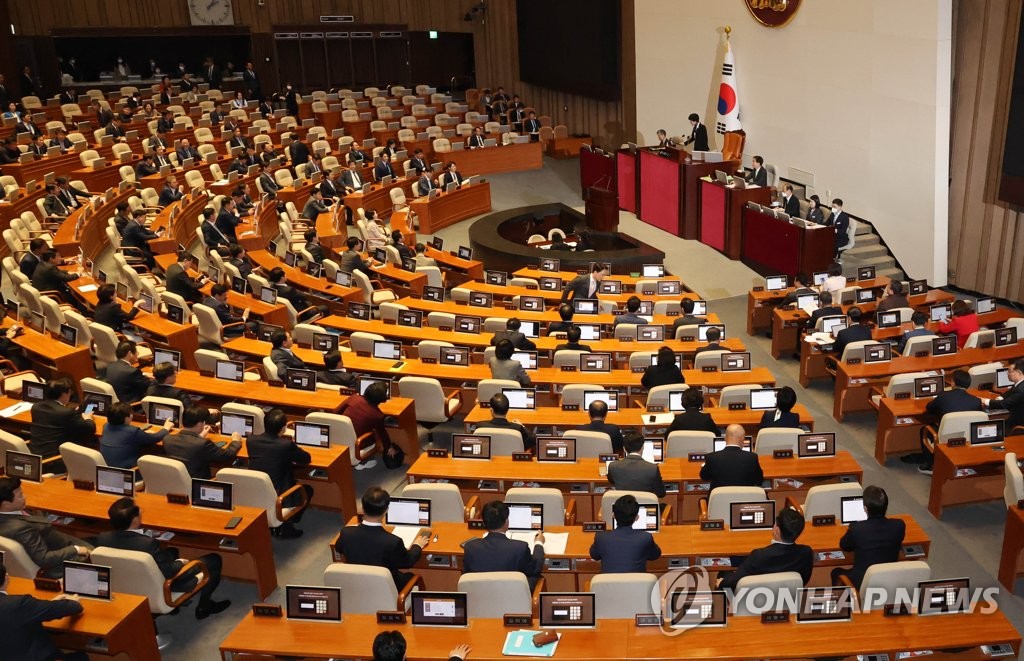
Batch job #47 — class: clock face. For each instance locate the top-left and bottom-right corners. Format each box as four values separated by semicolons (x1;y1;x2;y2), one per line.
188;0;234;26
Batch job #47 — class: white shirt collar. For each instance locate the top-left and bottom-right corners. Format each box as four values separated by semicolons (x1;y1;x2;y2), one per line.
362;520;383;527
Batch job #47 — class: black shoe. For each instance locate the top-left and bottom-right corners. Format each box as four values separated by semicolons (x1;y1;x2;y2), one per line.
901;452;925;465
918;465;933;475
276;524;304;539
195;599;231;620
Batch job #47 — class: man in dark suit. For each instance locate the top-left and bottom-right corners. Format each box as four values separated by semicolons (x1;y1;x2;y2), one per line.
165;251;206;303
913;369;985;473
200;209;231;255
270;329;306;377
246;409;314;539
614;296;650;327
408;149;429;174
163;406;242;479
468;126;487;149
268;267;325;321
809;291;843;329
373;631;469;661
547;304;576;336
341;160;366;193
202;283;251;337
29;377;96;460
100;401;172;469
589;494;661;573
31;251;82;305
304;229;327;263
747;155;768;186
523;111;542;142
670;298;707;336
832;307;872;357
490;317;537;351
302;186;330;222
158;175;184;207
481;393;536;451
19;238;45;279
607;432;666;497
122;209;161;270
877;280;910;313
683;113;709;152
831;486;906;588
781;273;815;305
97;497;229;619
317;350;358;388
462;500;545;589
641;346;686;390
42;185;70;220
694;326;725;355
782;183;801;217
135;154;160;179
898;311;933;354
203;59;222;88
242;61;261;99
828;198;851;258
666;388;719;435
700;424;763;491
0;476;93;578
144;363;195;409
176;138;200;164
0;563;87;661
336;487;429;588
416;167;437;197
103;340;154;404
14;116;40;138
258;167;281;195
441;162;462;189
718;508;814;591
579;399;624;454
289;138;311;167
56;177;90;210
561;262;610;302
553;325;592;353
28;134;48;158
374;152;396;181
215;198;241;244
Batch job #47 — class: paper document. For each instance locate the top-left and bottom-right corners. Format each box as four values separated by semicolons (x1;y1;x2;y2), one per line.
78;284;98;293
507;531;569;555
0;401;33;418
646;413;675;425
502;631;560;657
391;525;426;549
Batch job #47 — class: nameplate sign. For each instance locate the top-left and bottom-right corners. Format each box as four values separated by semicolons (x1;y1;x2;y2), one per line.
582;521;607;532
427;449;449;458
812;515;836;527
700;519;725;531
377;611;407;624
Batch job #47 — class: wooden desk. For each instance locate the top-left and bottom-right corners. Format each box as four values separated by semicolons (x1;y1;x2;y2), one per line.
408;182;492;234
741;206;834;277
682;159;740;240
458;280;695;305
246;249;362;312
8;577;160;661
548;135;591;158
343;176;417;220
514;268;687;292
2;321;94;395
999;503;1024;590
238;441;357;517
444;141;543;175
928;434;1024;518
699;179;771;259
374;263;428;297
425;246;484;283
22;479;278;598
874;396;931;465
745;277;892;336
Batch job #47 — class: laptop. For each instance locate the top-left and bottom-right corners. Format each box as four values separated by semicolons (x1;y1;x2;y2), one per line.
765;275;788;291
385;497;431;548
372;340;402;361
691;300;708;316
96;466;134;497
285;368;317;391
797;587;854;623
538;593;596;629
457;246;472;260
976;297;995;314
667;390;688;412
147;401;180;426
812;271;828;286
22;382;46;403
858;266;876;280
439;346;470;366
641;438;664;464
410;592;468;627
6;451;42;482
665;590;728;628
863;343;892;363
536;436;575;462
191;478;232;510
797;432;836;458
431;236;444;250
576;324;601;341
451;434;491;459
164;303;185;324
397;310;423;328
153;348;181;370
335;271;353;287
930;304;952;322
293;421;331;448
502;387;536;409
286;585;342;622
580;352;612;372
821;317;847;336
312;332;339;352
583;390;618;411
855;288;876;304
721;352;751;371
996;327;1018;347
215;359;245;382
613;502;660;532
358;377;391;398
231;276;248;295
510;351;538;370
220;412;255;437
914;376;944;398
749;388;779;410
573;299;599;315
997;368;1014;389
970;419;1004;445
917;578;970;615
729;501;775;530
506;503;545;542
63;561;112;600
423;285;444;303
260;287;278;304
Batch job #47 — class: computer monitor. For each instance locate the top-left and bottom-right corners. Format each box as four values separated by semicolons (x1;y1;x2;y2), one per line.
215;359;245;382
721;352;750;372
697;324;726;341
996;327;1018;347
5;451;41;482
536;436;575;462
657;280;681;295
858;266;876;280
538;593;596;629
484;270;507;286
797;432;836;458
256;323;284;343
284;251;297;268
577;324;601;341
422;285;444;302
637;325;664;342
856;288;876;303
917;578;970;616
58;323;77;347
510;351;538;370
335;270;353;287
506;503;544;532
997;368;1014;389
257;286;278;304
165;303;185;324
765;275;788;291
372;340;402;361
308;261;324;278
191;478;232;510
797;587;854;623
519;296;544;311
451;434;491;459
457;246;472;260
863;343;892;363
691;300;708;316
970;419;1004;445
583;390;618;411
96;466;135;497
153;348;181;370
749;388;779;410
358;377;391;398
573;299;599;315
385;497;432;527
976;297;995;314
286;585;342;622
599;280;622;294
579;353;612;372
501;387;536;410
82;392;113;415
932;337;957;356
914;376;944;398
63;561;111;600
667;390;688;412
930;304;952;322
642;264;665;278
373;248;387;263
147;401;180;426
220;412;255;437
22;382;45;402
285;368;317;391
292;421;331;449
539;258;560;272
312;332;339;352
348;301;370;320
454;315;481;333
812;271;828;286
519;321;539;338
796;293;817;310
231;276;248;295
713;436;753;452
539;277;562;291
876;311;900;328
410;592;468;627
909;279;928;295
439;346;470;366
821;316;847;336
729;501;775;530
665;591;728;628
641;438;664;464
469;291;492;308
840;496;868;524
431;236;444;250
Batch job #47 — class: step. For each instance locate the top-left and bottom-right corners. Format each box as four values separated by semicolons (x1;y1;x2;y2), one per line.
856;233;881;247
877;267;905;281
854;222;873;235
845;244;888;260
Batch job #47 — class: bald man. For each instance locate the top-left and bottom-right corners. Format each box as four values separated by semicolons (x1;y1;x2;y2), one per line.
699;424;764;491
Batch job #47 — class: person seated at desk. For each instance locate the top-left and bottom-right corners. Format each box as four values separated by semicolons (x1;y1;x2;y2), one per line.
0;562;88;661
200;209;232;256
614;295;650;326
158;175;184;207
317;350;357;389
547;303;576;335
340;236;376;276
305;153;324;179
270;329;305;376
104;340;153;404
337;487;430;588
100;401;173;469
694;326;725;354
701;423;763;491
247;409;314;539
49;128;73;154
258;165;281;195
554;325;592;353
227;150;254;176
215;198;242;246
373;631;470;661
153;144;172;170
819;262;846;298
0;476;93;579
14;115;40;138
228;243;254;278
30;251;82;306
780;183;801;217
302;229;326;264
0;136;20;164
575;226;595;252
337;381;394;471
41;184;70;221
116;105;134;125
667;388;718;435
105;116;127;142
122;208;161;271
983;358;1024;439
589;494;662;573
374;152;396;181
391;231;414;261
669;298;706;336
523;111;542;143
302;186;330;223
233;186;255;217
416;167;438;197
226;127;249;152
831;485;906;589
414;243;436;268
19;238;45;280
683;113;709;152
166;250;208;303
832;307;872;357
937;299;979;349
268;267;327;321
561;262;609;302
897;311;931;355
782;273;815;305
809;291;843;329
641;345;685;390
579;399;623;454
319;168;342;200
27;133;48;158
467;126;487;149
462;500;545;590
2;101;22;121
202;283;253;337
746;156;768;186
346;143;368;167
145;362;196;409
548;233;573;251
257;143;280;169
341;159;366;193
29;377;96;459
877;280;909;312
491;317;537;351
93;282;145;334
717;507;814;591
805;194;825;224
56;177;89;211
759;386;800;429
364;210;389;253
441;161;463;189
488;338;532;387
907;369;984;473
408;148;429;175
0;324;29;372
164;406;242;479
176;138;200;164
98;497;230;621
608;431;666;497
481;392;536;452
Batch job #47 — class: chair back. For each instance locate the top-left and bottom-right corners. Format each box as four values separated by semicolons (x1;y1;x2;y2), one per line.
1005;452;1024;508
718;384;764;407
474;427;525;456
81;377;119;402
222;402;265;435
707;487;768;522
801;483;864;520
397;376;456;424
859;561;931;608
323;563;400;614
217;467;288;527
902;334;938;357
402;483;471;522
91;547;179;614
477;379;520;403
693;350;730;371
968;362;1005;390
0;536;41;577
349;331;385;354
559;384;604;407
753;428;803;456
137;456;191;496
733;572;803;615
884;372;934;398
589;574;658;619
839;340;876;363
646;383;689;409
457;572;531;618
192;303;225;345
964;330;996;349
665;431;715;458
59;442;106;482
139;396;184;428
561;430;613;458
936;411;990;444
600;490;660;524
416;340;454;361
505;487;567;527
552;350;586;368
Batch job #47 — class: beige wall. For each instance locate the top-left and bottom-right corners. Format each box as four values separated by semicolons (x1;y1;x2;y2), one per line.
635;1;952;285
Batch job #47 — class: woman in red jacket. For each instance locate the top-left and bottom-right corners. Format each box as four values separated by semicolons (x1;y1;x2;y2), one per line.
937;299;979;348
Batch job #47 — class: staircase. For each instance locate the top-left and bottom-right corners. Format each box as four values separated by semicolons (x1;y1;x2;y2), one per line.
840;220;905;282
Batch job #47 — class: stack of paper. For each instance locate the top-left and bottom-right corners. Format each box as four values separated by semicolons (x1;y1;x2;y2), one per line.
506;531;569;555
390;525;426;549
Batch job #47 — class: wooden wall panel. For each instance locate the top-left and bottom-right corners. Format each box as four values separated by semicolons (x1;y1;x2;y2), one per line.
948;0;1024;302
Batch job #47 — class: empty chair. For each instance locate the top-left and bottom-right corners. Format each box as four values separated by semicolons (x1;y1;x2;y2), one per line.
645;383;689;410
853;561;931;609
475;427;525;455
665;430;716;458
305;412;376;464
589;574;658;619
872;372;934;406
559;384;605;407
216;468;310;533
194;349;261;382
323;564;422;614
477;379;520;403
964;329;996;349
901;334;938;357
58;442;107;483
401;483;478;522
505;487;576;527
799;483;865;520
717;384;764;408
416;340;454;361
732;572;804;616
349;331;385;354
0;536;41;578
753;428;803;456
458;572;537;618
137;455;190;496
561;430;613;458
81;377;119;403
921;411;990;455
968;362;1005;390
396;376;462;431
693;350;730;371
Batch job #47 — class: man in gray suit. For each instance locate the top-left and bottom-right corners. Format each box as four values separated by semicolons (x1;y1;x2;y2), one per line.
487;338;531;386
490;317;536;351
607;431;666;498
0;476;93;578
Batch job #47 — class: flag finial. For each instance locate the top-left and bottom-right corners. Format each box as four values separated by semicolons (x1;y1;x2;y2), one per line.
724;25;732;39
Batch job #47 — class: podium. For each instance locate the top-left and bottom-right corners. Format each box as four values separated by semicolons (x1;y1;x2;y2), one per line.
585;186;618;232
682;159;740;240
699;179;771;259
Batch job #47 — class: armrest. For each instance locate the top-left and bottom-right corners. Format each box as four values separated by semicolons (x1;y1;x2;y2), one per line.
784;497;803;515
1013;426;1024;436
275;483;310;522
355;430;378;461
531;577;546;616
163;559;209;608
922;424;938;451
565;498;578;526
0;359;20;375
218;321;248;338
397;573;425;612
41;455;64;468
442;388;462;417
296;305;321;321
464;495;480;521
837;574;856;590
659;504;672;525
698;497;708;520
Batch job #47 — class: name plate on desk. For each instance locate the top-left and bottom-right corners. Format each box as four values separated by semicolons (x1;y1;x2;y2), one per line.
847;357;862;365
812;515;836;527
468;519;486;530
34;577;62;592
773;449;794;459
422;357;437;364
667;311;680;317
701;366;717;372
947;437;966;448
267;379;283;388
631;367;646;373
902;544;926;558
72;480;94;491
166;493;189;505
641;289;655;296
561;404;580;411
377;611;407;624
504;614;533;627
439;326;453;332
199;369;214;377
914;350;929;357
894;392;911;400
599;453;618;463
753;286;765;292
728;402;746;410
560;365;577;372
253;603;283;618
427;449;448;458
761;611;790;624
504;304;517;311
700;519;725;531
884;604;911;617
684;481;711;493
582;521;607;532
680;335;695;341
356;350;371;357
635;613;661;627
382;318;396;325
512;452;532;462
688;452;706;462
647;405;664;412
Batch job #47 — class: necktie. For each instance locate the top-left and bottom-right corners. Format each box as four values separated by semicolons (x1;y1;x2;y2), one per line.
588;278;596;298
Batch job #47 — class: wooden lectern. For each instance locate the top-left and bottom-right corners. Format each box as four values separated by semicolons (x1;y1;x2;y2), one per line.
585;182;619;233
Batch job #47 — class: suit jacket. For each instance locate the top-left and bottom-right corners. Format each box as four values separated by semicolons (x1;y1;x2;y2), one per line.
589;525;661;573
302;198;328;222
441;170;462;188
759;409;801;429
700;446;764;492
561;274;599;302
607;454;666;497
462;532;544;586
42;195;69;218
468;134;486;148
877;294;909;313
554;342;592;353
481;417;536;451
833;323;872;357
145;383;194;409
783;194;801;218
487;356;531;386
271;347;306;376
985;381;1024;430
165;262;203;303
176;146;200;163
289;141;310;166
809;305;844;329
158;185;183;207
614;313;650;327
122;220;158;253
19;252;40;279
201;220;230;249
686;123;709;152
318;178;340;200
923;388;982;420
581;420;624;454
340;169;365;191
246;433;311;494
258;172;280;193
897;327;933;354
163;429;241;479
666;410;719;435
409;157;428;173
93;529;195;591
202;295;242;328
838;516;906;587
718;541;814;591
307;243;326;264
337;523;423;588
374;161;395;181
31;262;77;294
748;167;768;187
273;282;309;312
100;423;168;469
215;210;241;243
0;513;87;572
490;329;536;351
317;369;357;388
30;399;96;458
641;363;686;390
671;315;707;336
417;175;436;196
830;211;850;244
0;590;84;661
104;359;153;404
782;286;815;306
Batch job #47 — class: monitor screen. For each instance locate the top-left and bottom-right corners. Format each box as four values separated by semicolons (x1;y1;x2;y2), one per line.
909;279;928;295
540;258;560;272
796;293;817;310
539;593;596;629
713;436;752;452
729;501;775;530
519;321;539;338
165;303;185;324
573;299;599;315
431;236;444;250
914;376;944;398
637;325;664;342
976;297;995;314
423;285;444;302
666;591;728;628
153;348;181;370
293;421;331;448
840;496;868;524
259;287;278;304
765;275;788;291
58;323;77;347
82;392;112;415
411;592;468;627
285;368;317;391
506;503;544;531
537;436;575;462
641;438;664;464
858;266;876;280
932;337;957;356
485;270;508;286
231;276;248;294
502;388;536;410
215;359;245;382
519;296;545;311
63;561;111;600
582;390;618;411
397;310;423;328
917;578;971;616
876;311;899;328
469;292;492;308
636;300;654;316
856;288;876;303
373;248;387;263
22;382;45;402
576;324;601;341
970;419;1004;445
749;388;779;410
335;270;353;287
797;587;854;622
312;333;339;352
5;451;41;482
286;585;342;622
863;343;892;363
697;324;726;341
348;302;370;320
642;264;664;278
996;327;1018;347
96;466;134;497
997;368;1014;389
386;497;431;527
439;347;470;366
812;271;828;286
220;412;255;437
510;351;538;370
148;402;179;426
258;323;284;342
667;390;688;412
373;340;402;361
721;352;750;371
797;432;836;458
599;280;622;294
580;353;612;372
191;478;232;510
612;503;660;532
821;316;846;336
454;315;481;333
457;246;472;260
691;300;708;316
358;377;391;398
452;434;490;459
930;304;952;322
657;280;681;295
539;277;562;291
